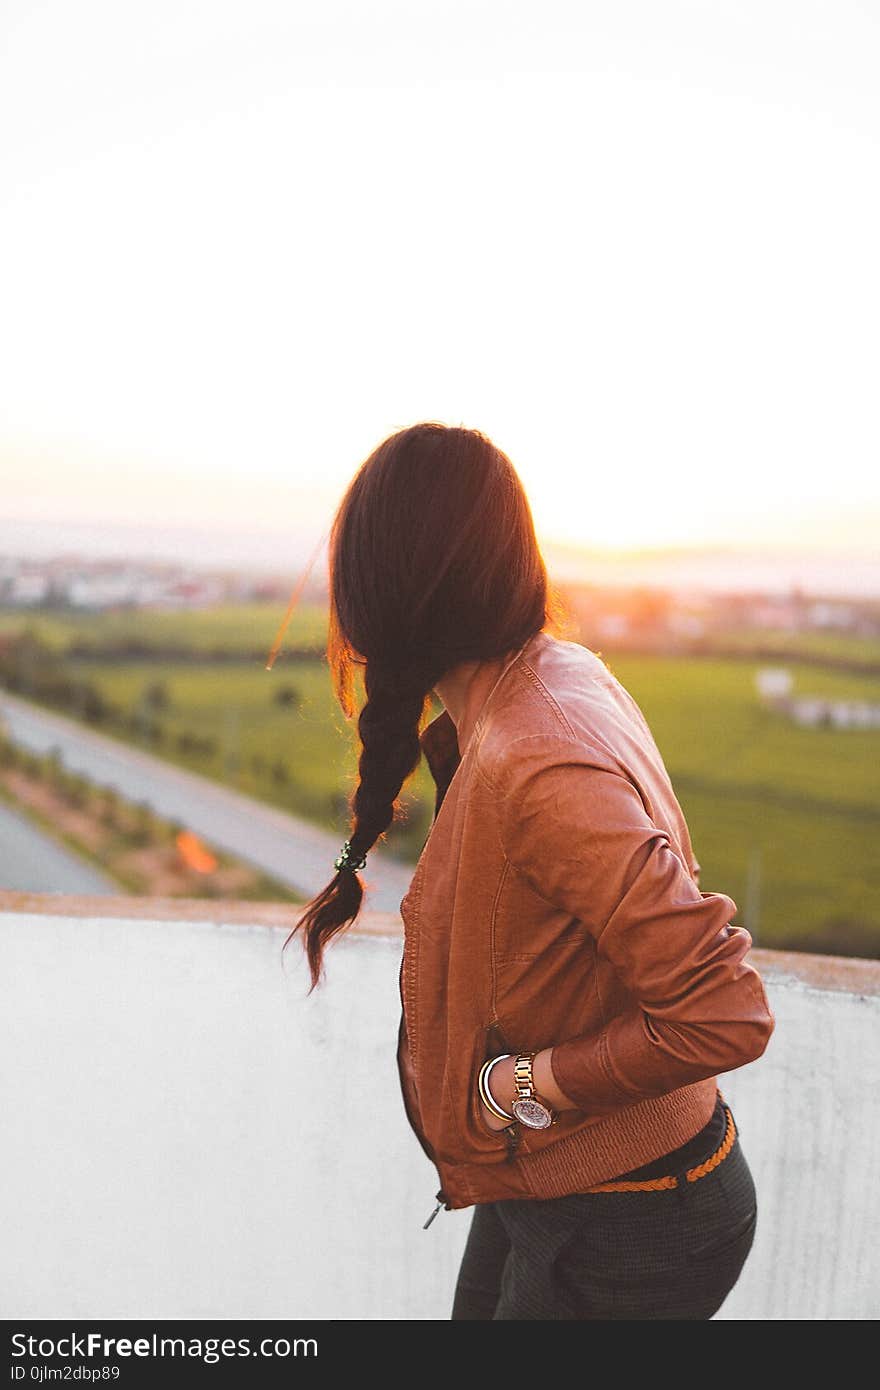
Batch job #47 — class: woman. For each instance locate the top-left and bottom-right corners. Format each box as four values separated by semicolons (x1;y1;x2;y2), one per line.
286;421;775;1320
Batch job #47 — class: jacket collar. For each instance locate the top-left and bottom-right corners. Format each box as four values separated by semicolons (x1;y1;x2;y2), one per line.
418;635;536;802
419;707;461;797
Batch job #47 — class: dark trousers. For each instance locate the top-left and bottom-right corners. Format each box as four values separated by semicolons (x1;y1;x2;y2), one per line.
451;1129;758;1320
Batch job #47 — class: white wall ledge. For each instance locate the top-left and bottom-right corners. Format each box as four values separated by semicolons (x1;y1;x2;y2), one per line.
2;892;877;1320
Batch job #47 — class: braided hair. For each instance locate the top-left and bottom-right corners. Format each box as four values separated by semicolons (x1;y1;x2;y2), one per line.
285;421;566;988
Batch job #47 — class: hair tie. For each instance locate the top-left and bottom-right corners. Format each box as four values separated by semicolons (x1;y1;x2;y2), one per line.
334;839;367;873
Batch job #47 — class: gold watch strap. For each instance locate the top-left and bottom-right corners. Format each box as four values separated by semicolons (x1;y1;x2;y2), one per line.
514;1052;537;1098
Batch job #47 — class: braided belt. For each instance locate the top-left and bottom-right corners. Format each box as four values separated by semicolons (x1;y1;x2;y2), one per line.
582;1100;737;1194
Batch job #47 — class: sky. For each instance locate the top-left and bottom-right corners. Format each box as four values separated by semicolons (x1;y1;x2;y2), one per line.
1;0;878;565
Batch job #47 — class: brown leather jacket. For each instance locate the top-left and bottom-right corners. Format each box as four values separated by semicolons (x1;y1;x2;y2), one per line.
396;629;774;1214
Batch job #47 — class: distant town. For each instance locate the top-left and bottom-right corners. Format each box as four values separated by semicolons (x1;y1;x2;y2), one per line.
2;552;877;655
0;554;295;611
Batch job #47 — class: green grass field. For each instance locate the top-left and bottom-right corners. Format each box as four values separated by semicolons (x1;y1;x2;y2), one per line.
701;625;880;665
601;653;879;955
2;605;877;955
0;601;330;654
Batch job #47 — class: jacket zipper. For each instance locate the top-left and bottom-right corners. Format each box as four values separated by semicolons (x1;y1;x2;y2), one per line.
423;1188;450;1229
412;646;535;1228
423;1137;522;1227
423;1122;521;1228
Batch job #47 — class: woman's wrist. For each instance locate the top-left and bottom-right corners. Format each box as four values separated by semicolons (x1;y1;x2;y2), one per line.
533;1048;578;1111
484;1048;578;1117
478;1054;515;1121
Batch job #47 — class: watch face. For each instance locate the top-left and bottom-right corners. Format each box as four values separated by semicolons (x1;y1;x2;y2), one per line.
512;1097;553;1130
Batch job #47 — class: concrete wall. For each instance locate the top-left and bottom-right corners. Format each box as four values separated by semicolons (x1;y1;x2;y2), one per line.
1;896;878;1320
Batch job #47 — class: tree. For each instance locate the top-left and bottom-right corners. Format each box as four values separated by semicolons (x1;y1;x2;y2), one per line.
273;684;302;709
142;680;171;712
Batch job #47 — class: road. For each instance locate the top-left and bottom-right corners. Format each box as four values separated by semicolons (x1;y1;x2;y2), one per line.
0;691;415;911
0;799;119;893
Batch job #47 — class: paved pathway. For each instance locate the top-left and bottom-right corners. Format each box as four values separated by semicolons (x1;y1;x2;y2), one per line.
0;692;415;911
0;799;118;894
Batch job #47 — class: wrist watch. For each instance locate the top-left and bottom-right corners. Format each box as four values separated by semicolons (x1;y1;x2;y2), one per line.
511;1052;556;1130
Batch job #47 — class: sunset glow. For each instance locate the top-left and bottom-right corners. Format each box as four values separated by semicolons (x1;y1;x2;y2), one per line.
1;1;878;558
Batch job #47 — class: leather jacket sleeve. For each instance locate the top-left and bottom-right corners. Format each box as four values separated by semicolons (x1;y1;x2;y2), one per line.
489;733;776;1116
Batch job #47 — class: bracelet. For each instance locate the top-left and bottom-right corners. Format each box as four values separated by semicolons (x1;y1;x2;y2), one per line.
477;1054;514;1122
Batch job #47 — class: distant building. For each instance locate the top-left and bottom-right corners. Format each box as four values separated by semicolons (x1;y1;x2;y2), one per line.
782;695;880;729
808;601;855;629
7;574;50;606
667;612;706;639
755;667;794;699
595;613;630;640
756;666;880;729
751;600;800;631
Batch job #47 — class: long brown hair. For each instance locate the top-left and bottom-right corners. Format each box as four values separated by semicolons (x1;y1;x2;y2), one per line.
285;421;566;987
